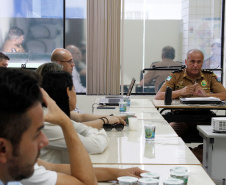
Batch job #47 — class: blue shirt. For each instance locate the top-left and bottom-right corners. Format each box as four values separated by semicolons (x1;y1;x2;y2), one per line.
0;180;22;185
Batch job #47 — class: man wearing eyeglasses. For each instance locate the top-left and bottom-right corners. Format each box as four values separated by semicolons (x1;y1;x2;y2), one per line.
51;48;86;92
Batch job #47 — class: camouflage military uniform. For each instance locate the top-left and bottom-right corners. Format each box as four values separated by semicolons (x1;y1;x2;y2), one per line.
159;68;224;98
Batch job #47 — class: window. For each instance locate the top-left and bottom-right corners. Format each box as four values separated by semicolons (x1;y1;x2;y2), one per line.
0;0;223;94
122;0;223;94
0;0;63;68
65;0;87;88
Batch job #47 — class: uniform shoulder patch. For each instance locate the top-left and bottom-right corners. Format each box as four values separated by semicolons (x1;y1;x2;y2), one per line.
212;75;221;82
166;76;172;81
202;69;213;74
172;69;182;73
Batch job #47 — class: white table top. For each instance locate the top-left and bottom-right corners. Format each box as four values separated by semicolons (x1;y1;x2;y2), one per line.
152;99;226;109
90;125;200;165
94;107;164;120
197;125;226;138
95;164;214;185
106;120;177;138
129;98;155;108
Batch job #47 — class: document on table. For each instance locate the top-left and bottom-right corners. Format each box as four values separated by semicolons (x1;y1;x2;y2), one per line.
180;97;222;104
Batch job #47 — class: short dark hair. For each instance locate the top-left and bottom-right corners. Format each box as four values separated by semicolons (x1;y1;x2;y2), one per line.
162;46;175;60
0;68;42;156
0;52;10;61
7;27;24;40
41;71;73;117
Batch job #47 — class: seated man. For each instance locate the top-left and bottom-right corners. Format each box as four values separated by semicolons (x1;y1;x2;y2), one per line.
1;27;25;53
35;62;126;131
155;49;226;139
0;68;145;185
40;71;120;163
140;46;182;92
51;48;86;92
0;52;9;67
66;44;87;87
155;49;226;162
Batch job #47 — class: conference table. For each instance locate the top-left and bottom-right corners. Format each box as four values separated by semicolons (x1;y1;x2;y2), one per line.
152;99;226;113
92;98;200;165
95;107;164;120
96;164;215;185
90;123;199;165
91;97;219;184
152;99;226;123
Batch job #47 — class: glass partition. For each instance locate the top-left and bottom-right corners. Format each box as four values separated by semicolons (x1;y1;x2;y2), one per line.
65;0;87;88
0;0;223;95
122;0;223;94
0;0;63;68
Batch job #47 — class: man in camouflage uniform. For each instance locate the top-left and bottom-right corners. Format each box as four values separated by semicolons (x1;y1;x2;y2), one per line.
156;49;226;135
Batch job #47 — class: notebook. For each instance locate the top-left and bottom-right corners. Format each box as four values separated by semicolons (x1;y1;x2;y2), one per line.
99;78;136;106
180;97;222;104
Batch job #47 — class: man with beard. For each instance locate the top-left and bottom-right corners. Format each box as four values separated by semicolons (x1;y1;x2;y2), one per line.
0;68;48;184
0;68;145;185
0;68;97;184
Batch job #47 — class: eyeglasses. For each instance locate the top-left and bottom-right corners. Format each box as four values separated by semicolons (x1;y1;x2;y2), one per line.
103;123;124;131
60;59;74;65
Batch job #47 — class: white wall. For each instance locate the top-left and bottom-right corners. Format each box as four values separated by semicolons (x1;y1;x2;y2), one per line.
123;19;182;84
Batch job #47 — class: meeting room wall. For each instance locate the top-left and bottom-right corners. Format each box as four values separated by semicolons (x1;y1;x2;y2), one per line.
123;19;182;84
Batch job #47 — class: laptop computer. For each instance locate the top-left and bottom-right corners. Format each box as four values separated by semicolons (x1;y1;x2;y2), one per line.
99;78;136;106
180;97;222;104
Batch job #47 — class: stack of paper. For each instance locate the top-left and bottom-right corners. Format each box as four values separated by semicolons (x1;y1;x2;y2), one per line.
182;97;221;101
180;97;222;104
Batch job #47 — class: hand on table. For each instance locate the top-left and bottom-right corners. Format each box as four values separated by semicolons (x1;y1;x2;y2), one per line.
116;167;148;178
116;116;127;125
105;116;126;125
181;85;195;96
193;83;207;97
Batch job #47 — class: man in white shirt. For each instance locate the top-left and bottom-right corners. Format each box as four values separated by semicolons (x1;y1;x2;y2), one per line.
51;48;86;92
66;45;86;87
40;118;109;163
0;68;145;185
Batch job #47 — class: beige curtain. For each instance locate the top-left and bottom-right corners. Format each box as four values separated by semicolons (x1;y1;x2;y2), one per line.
87;0;121;95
